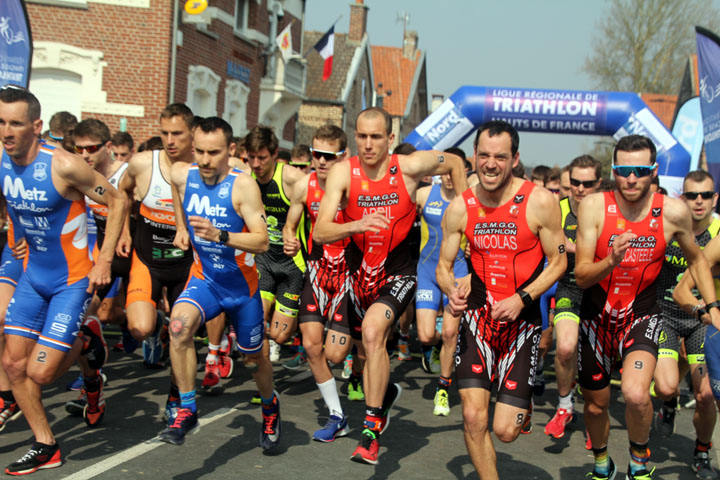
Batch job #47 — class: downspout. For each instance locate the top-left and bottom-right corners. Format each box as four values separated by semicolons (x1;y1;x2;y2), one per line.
169;0;179;104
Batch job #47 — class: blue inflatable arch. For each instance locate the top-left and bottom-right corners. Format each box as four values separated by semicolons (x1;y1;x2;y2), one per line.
404;86;690;188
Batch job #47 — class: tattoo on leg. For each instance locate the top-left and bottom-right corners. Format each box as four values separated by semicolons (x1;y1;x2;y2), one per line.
558;244;566;254
385;309;391;320
36;351;47;363
169;315;189;338
516;413;524;425
634;360;643;370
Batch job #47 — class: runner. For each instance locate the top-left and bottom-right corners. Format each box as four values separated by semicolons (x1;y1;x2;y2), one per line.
313;106;467;465
415;172;468;416
282;124;356;441
575;135;719;479
544;155;601;439
161;116;278;449
437;120;566;478
653;170;719;479
118;104;195;420
0;85;123;474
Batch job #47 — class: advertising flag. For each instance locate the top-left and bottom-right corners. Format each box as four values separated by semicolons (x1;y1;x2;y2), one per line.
695;26;720;185
312;26;334;81
0;0;33;87
275;22;293;63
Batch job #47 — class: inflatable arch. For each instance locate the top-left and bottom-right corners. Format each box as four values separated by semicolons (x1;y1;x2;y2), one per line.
404;86;691;194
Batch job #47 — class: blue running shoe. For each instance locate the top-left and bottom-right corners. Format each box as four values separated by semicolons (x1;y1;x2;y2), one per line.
164;399;180;424
66;374;83;391
143;312;165;366
313;414;349;442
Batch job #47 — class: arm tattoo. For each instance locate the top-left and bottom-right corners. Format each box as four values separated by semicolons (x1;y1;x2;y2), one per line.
437;155;445;164
261;214;267;224
94;186;106;196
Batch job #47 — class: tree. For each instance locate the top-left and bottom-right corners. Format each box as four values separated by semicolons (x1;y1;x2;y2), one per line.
584;0;720;94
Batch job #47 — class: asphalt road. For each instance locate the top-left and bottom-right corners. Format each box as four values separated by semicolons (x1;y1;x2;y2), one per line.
0;336;711;479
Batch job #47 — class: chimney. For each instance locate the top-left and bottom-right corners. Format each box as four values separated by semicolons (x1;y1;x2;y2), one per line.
348;0;368;43
403;30;418;59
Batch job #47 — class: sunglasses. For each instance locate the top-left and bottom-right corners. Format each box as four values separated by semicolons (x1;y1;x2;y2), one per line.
547;188;560;194
683;191;715;200
74;143;105;154
309;148;345;161
612;164;657;178
569;178;598;188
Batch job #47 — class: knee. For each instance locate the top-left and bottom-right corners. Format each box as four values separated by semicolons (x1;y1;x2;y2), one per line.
653;378;676;400
494;425;520;444
167;316;194;344
2;355;24;380
622;385;650;410
555;339;576;364
325;345;348;365
26;364;54;385
362;326;388;353
302;337;323;360
462;405;489;435
584;396;609;417
417;323;436;345
696;385;716;410
128;323;153;341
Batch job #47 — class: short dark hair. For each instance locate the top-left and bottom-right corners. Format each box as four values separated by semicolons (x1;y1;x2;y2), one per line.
159;103;194;129
49;111;77;136
194;116;233;146
0;85;41;122
568;154;601;180
312;125;347;152
512;159;526;178
245;125;278;154
531;165;550;182
290;144;311;164
613;135;656;165
393;142;417;155
684;169;715;188
544;167;562;186
277;150;291;162
356;107;392;135
444;147;466;161
111;131;134;149
73;118;111;143
138;136;163;152
473;120;519;156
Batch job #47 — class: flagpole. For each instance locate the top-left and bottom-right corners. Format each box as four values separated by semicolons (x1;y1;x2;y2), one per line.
304;15;343;58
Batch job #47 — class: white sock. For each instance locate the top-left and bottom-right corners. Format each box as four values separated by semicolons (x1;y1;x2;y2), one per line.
207;343;220;364
558;392;573;410
220;334;229;350
317;378;343;418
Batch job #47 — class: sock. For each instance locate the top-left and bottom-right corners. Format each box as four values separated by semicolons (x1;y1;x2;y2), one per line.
364;406;383;431
437;376;452;392
180;390;197;413
220;333;229;350
350;371;363;382
0;390;14;403
317;378;343;417
207;343;220;364
695;439;712;455
592;445;610;474
398;331;410;342
261;392;278;414
665;397;678;410
558;392;573;410
629;440;650;474
168;383;180;403
84;372;101;392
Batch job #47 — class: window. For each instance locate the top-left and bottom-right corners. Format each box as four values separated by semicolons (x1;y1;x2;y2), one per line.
235;0;248;32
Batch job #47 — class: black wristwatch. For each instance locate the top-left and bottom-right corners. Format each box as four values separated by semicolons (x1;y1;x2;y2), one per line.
517;289;533;308
693;304;708;320
707;301;720;312
218;230;229;244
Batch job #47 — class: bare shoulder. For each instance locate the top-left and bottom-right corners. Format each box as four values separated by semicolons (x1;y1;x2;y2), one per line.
283;163;305;183
662;195;690;225
235;171;261;192
127;150;152;175
52;147;87;176
170;161;191;185
416;184;432;207
528;183;557;209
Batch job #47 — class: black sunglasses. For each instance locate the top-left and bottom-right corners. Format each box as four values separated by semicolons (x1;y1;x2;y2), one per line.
683;191;715;200
309;148;345;161
74;143;105;154
569;178;598;188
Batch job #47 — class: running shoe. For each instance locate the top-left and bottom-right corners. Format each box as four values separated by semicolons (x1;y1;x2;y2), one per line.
655;405;676;438
5;442;62;475
143;312;165;367
342;355;353;379
112;327;139;354
585;429;592;450
65;374;83;391
312;414;349;442
544;407;574;438
693;450;718;480
283;352;307;371
351;428;379;465
421;349;433;373
269;339;281;363
80;316;107;370
65;392;87;417
158;407;198;445
520;400;533;434
218;333;235;357
0;398;21;432
348;376;365;402
377;383;402;435
201;360;220;391
250;391;262;405
587;457;616;480
626;465;655;479
396;337;411;361
429;346;441;374
433;388;450;416
83;377;105;428
217;353;234;379
164;399;180;423
260;391;281;451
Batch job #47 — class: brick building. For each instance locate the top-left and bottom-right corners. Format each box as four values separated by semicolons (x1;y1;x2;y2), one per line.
25;0;305;148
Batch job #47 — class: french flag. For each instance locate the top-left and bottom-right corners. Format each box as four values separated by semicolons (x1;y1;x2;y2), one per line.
313;26;335;82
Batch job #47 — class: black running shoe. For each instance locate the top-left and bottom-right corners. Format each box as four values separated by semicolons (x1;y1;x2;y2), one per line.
259;391;281;451
158;408;198;445
655;405;676;438
5;442;62;475
378;382;402;435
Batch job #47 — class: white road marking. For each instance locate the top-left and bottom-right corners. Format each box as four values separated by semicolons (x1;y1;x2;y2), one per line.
62;407;236;480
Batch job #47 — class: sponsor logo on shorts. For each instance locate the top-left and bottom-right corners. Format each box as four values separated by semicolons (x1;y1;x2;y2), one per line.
592;373;603;381
307;304;317;312
505;380;517;390
283;292;300;301
624;338;635;349
416;289;433;302
471;364;483;374
334;313;343;322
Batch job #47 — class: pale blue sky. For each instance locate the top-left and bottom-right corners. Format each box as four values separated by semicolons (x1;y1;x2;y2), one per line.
303;0;707;167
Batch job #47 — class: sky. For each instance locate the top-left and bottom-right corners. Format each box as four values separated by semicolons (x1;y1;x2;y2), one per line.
302;0;704;168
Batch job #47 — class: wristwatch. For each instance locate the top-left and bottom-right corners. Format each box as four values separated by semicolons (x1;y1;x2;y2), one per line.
693;304;708;320
706;301;720;312
517;289;532;308
218;229;229;244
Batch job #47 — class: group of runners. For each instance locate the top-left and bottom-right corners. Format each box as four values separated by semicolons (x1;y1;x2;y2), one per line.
0;84;719;480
